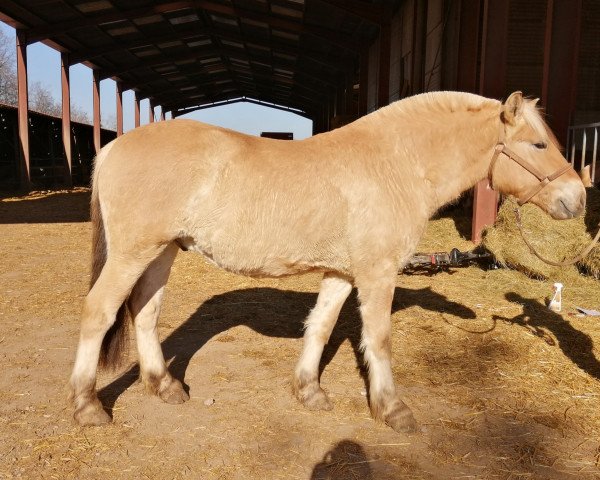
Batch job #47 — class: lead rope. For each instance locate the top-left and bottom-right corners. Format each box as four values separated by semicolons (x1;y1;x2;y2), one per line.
514;207;600;266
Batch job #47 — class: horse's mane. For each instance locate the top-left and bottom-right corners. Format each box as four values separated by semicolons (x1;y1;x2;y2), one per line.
362;90;560;148
375;90;500;120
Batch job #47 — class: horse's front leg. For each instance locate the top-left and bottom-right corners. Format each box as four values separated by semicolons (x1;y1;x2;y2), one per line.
293;272;352;410
356;266;417;434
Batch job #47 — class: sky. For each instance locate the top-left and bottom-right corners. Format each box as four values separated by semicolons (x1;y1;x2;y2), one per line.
0;22;313;139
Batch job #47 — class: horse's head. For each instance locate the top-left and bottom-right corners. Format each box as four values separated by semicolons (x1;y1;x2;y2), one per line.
490;91;586;219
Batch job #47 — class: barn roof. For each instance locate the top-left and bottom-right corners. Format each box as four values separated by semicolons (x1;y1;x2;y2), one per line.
0;0;394;119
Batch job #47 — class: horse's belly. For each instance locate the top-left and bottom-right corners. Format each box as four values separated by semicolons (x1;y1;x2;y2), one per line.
179;230;349;278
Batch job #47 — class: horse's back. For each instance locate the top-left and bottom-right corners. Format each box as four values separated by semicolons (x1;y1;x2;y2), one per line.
96;120;352;275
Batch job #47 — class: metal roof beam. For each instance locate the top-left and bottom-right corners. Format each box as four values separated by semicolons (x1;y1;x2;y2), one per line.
170;96;314;119
104;47;341;88
25;0;361;51
69;24;352;74
26;1;194;43
151;74;328;107
149;75;328;108
317;0;384;24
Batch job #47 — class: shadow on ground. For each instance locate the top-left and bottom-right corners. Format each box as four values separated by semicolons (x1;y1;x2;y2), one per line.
99;286;476;414
311;440;373;480
495;292;600;380
0;190;90;223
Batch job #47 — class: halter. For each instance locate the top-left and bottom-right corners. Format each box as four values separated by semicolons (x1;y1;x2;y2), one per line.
488;142;600;268
488;143;573;205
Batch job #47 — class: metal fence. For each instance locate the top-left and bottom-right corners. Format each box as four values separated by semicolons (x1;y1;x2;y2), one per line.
0;104;116;190
567;121;599;185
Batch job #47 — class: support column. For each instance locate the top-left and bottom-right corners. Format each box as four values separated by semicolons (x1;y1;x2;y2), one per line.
456;0;481;93
542;0;582;146
378;21;391;108
471;0;509;243
359;50;369;116
345;75;355;116
61;52;72;187
134;91;140;128
16;29;30;190
116;81;123;136
92;69;101;154
411;0;427;94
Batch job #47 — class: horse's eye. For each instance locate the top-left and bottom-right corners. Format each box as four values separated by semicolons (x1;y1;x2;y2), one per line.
533;142;547;149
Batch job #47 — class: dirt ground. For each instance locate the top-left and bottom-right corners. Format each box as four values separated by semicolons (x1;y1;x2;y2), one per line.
1;189;600;479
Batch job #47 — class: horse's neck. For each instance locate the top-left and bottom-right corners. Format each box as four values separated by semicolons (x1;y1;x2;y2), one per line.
378;99;501;214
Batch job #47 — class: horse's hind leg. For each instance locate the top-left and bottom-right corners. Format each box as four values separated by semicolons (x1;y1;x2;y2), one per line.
355;266;417;434
70;253;158;426
293;272;352;410
127;243;188;404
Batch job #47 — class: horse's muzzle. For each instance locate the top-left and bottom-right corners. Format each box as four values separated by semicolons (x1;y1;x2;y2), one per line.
552;187;586;219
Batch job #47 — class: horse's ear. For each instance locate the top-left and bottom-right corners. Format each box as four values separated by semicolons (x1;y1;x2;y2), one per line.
502;91;524;125
580;165;592;187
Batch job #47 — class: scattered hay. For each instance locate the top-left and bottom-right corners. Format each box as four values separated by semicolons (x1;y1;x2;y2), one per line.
482;188;600;280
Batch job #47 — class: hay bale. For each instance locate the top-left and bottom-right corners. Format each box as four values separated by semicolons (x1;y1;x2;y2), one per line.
482;188;600;280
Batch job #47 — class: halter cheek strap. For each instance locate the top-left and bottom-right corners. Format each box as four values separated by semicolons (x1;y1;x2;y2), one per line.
488;143;574;205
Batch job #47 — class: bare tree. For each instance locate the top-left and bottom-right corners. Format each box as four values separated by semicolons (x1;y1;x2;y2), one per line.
101;113;116;130
0;28;17;106
71;105;91;125
30;81;61;116
0;27;100;127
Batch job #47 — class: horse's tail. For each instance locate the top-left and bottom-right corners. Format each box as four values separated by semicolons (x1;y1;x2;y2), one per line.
89;140;128;370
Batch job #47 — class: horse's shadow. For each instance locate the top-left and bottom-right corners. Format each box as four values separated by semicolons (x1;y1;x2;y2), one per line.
98;286;476;414
494;292;600;380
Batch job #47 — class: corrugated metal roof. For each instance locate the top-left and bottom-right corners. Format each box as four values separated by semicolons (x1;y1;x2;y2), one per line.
0;0;395;118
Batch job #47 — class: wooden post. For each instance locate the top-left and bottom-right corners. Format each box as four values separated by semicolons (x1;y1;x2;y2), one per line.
359;50;369;116
456;0;481;93
61;52;72;187
116;81;123;136
16;29;31;190
542;0;582;146
378;21;391;108
345;75;355;116
134;91;140;128
471;0;510;243
411;0;427;94
92;69;101;154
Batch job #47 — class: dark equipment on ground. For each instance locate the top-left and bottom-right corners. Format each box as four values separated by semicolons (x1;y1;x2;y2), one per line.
403;248;494;272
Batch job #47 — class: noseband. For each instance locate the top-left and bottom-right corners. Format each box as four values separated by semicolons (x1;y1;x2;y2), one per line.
488;144;573;205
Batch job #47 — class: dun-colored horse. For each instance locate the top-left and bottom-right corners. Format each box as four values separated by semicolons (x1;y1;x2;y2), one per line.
69;91;586;432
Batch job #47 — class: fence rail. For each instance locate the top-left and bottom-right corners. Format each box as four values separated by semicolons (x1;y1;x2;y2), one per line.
567;121;599;185
0;104;116;190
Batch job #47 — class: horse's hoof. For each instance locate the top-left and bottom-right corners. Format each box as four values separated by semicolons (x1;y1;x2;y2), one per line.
384;404;418;434
298;386;333;411
159;377;189;405
74;401;111;426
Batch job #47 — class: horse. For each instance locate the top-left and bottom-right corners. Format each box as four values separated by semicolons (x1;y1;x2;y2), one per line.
69;91;586;432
